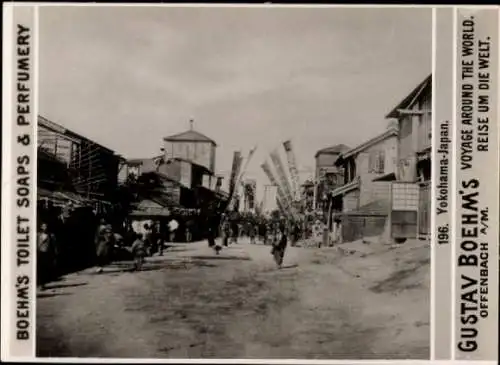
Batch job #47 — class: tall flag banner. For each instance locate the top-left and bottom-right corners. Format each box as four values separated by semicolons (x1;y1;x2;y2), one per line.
236;145;257;185
283;140;301;201
262;184;278;213
276;196;285;215
228;151;242;199
232;154;244;209
269;149;294;206
261;161;293;219
227;146;257;211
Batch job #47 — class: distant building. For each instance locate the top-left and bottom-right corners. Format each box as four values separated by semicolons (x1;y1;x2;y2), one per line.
333;123;399;213
163;120;217;174
300;179;315;213
118;155;164;184
241;179;257;212
38;115;120;203
313;144;350;212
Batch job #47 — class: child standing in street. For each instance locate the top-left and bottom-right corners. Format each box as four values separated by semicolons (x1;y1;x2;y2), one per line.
131;233;146;271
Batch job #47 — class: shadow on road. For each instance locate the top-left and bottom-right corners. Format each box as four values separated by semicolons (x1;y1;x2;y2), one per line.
190;255;251;261
37;292;72;299
44;282;88;290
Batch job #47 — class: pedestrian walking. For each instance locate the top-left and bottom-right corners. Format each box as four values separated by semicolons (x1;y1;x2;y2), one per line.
248;222;257;244
206;213;218;248
37;222;57;290
221;219;231;247
168;218;179;242
130;233;147;271
258;220;267;244
271;222;288;269
154;222;165;256
312;219;324;248
95;223;114;273
185;220;193;243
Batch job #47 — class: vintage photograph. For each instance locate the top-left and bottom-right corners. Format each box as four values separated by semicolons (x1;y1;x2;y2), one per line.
36;5;432;359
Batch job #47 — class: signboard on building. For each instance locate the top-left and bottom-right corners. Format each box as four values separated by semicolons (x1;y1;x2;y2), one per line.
390;181;419;239
202;175;211;189
391;182;419;211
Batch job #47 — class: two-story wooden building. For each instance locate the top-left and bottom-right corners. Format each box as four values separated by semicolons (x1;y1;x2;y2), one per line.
163;120;217;174
38;115;120;208
119;123;227;219
386;74;432;239
331;122;399;242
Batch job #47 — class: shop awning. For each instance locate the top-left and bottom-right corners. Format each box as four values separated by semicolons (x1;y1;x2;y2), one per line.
54;191;89;205
330;178;360;198
129;208;171;217
373;172;397;182
38;188;89;206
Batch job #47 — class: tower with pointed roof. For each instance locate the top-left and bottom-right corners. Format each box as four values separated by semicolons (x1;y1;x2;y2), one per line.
163;119;217;173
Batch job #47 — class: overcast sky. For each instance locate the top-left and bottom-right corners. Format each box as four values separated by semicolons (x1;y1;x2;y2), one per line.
39;5;431;197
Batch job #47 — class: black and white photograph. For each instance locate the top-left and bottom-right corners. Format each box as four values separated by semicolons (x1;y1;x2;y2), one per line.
35;5;432;359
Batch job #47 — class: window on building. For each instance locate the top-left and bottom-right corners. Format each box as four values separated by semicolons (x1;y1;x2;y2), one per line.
369;151;385;174
400;117;412;139
378;151;385;173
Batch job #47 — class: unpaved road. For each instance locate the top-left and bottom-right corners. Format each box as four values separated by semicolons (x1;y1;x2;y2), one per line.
37;239;430;359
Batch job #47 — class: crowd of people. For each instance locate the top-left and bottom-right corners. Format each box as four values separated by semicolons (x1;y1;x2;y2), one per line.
37;199;332;288
209;213;304;269
36;200;188;288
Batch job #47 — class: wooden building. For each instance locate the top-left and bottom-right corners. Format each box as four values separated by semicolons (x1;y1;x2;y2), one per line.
163;120;217;174
331;123;399;242
313;144;350;212
386;74;432;239
38;115;120;204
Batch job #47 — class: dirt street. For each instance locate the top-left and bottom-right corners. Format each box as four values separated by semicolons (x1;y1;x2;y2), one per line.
37;238;430;359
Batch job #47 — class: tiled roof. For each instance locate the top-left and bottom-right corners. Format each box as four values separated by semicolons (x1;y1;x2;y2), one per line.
315;144;350;158
163;130;216;145
386;74;432;118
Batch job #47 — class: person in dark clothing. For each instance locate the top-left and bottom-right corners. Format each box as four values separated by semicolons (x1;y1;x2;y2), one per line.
185;220;193;243
206;214;218;248
290;222;301;247
221;219;231;247
95;224;114;273
37;222;57;289
230;221;239;244
258;220;267;244
271;223;288;269
248;221;257;244
131;233;147;271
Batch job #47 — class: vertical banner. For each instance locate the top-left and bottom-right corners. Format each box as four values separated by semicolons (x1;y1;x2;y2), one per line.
228;146;256;211
261;161;292;218
236;145;257;185
228;151;242;201
454;7;499;361
433;7;454;360
282;140;301;201
269;149;294;206
275;195;285;215
2;4;37;358
262;184;278;213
